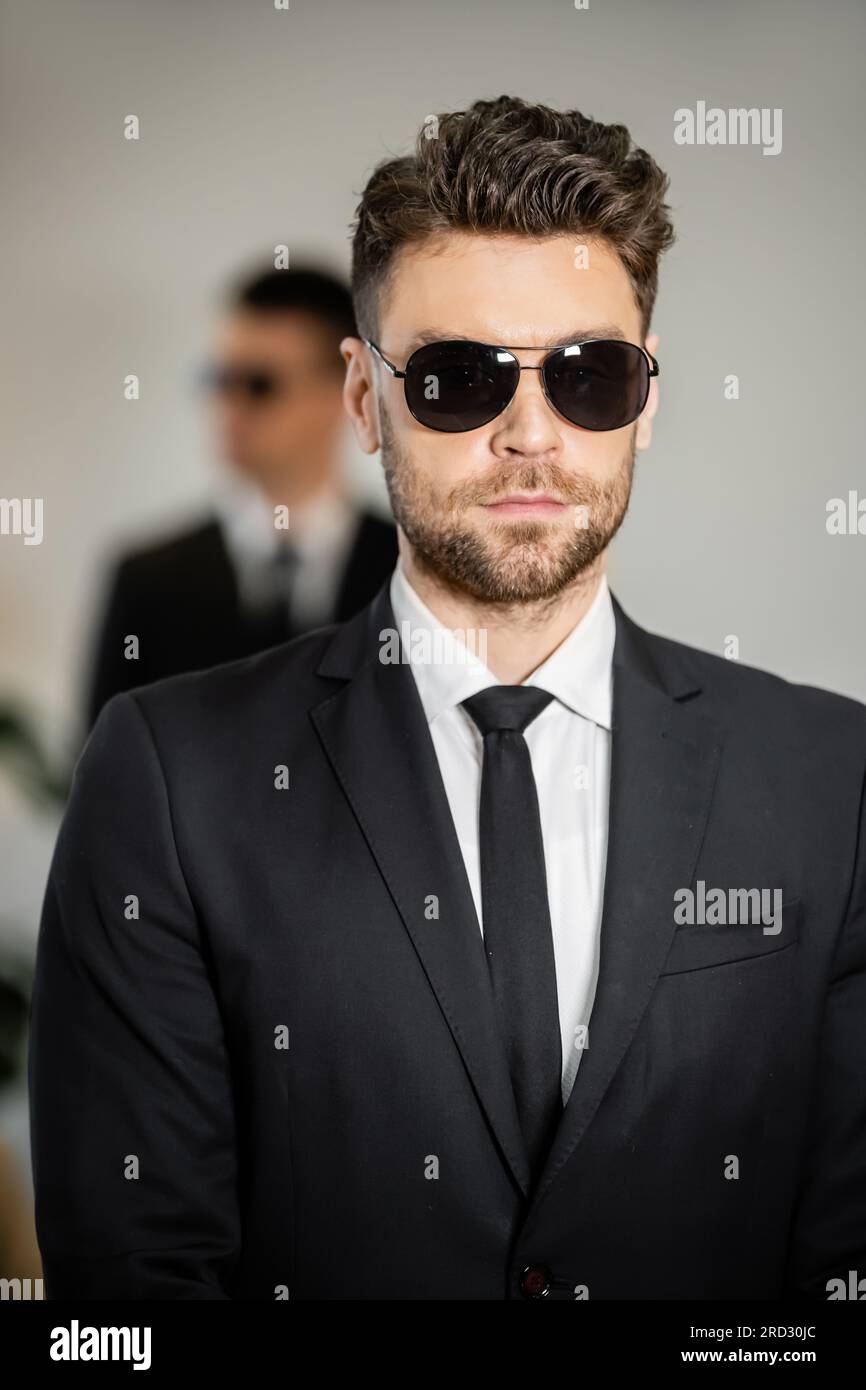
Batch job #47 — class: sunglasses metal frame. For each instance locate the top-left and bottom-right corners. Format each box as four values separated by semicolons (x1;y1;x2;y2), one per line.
364;337;659;432
199;359;341;401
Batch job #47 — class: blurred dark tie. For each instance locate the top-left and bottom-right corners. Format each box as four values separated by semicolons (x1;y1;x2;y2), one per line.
248;542;298;646
461;684;563;1184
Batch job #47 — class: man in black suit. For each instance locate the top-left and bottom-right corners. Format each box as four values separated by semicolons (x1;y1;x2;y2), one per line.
31;96;866;1300
85;266;397;727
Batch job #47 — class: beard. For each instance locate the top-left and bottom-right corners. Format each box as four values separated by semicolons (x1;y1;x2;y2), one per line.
380;401;636;606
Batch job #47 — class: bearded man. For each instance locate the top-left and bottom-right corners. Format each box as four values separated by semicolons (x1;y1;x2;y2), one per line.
29;96;866;1302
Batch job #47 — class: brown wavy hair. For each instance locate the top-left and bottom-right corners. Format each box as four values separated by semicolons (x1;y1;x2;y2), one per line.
350;94;675;342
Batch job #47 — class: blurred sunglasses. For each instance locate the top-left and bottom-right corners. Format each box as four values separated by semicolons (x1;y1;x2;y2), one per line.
365;337;658;433
199;364;285;401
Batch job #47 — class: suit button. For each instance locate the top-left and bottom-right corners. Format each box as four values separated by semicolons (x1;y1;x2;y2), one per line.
519;1264;553;1298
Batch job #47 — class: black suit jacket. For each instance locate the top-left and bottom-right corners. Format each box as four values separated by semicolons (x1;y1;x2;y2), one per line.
85;509;398;727
29;583;866;1299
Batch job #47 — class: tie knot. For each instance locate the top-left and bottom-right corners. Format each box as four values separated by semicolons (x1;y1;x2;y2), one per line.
462;685;554;737
268;541;299;591
271;541;298;573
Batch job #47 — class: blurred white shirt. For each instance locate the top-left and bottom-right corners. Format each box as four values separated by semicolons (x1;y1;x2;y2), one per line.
214;472;359;629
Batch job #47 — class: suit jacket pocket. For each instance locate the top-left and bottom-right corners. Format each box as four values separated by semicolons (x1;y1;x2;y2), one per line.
659;898;801;976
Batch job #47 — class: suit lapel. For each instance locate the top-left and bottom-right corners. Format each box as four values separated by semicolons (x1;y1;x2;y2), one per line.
311;586;533;1197
525;596;726;1218
201;519;255;652
310;584;725;1211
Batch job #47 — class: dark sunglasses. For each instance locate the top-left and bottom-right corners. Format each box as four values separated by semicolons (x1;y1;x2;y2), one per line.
365;337;659;433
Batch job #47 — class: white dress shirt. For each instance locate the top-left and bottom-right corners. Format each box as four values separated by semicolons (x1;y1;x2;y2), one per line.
389;559;615;1104
214;472;360;629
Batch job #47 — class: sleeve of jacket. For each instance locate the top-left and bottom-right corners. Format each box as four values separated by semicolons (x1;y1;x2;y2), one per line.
783;755;866;1297
28;690;240;1298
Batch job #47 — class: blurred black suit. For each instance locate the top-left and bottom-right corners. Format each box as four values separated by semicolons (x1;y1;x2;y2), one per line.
85;510;397;726
29;584;866;1299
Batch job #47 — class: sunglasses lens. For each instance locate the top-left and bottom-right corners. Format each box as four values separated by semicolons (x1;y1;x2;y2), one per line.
203;367;280;400
246;372;278;399
404;342;519;432
544;341;649;430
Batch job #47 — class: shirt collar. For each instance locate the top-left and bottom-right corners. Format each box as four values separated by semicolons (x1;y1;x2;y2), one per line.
389;558;614;731
214;469;356;567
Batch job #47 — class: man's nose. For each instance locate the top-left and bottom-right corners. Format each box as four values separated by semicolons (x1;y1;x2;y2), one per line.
490;366;563;454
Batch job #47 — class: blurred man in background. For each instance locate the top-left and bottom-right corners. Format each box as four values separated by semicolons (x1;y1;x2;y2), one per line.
85;266;397;727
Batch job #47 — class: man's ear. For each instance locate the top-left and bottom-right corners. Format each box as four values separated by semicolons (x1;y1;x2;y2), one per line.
340;337;380;454
635;330;660;453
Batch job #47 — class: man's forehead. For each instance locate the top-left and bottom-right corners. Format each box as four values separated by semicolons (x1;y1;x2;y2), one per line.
381;232;641;346
402;323;631;353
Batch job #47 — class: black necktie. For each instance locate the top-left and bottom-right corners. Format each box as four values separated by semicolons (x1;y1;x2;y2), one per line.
461;685;563;1182
271;541;299;604
250;543;298;645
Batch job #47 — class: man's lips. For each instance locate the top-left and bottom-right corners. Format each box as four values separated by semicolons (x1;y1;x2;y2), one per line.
482;493;569;516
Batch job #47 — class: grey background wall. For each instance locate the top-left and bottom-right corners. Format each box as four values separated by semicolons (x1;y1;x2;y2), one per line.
2;0;864;726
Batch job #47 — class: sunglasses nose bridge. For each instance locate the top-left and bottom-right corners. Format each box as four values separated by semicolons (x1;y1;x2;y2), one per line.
496;357;564;434
511;352;555;403
511;358;553;408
